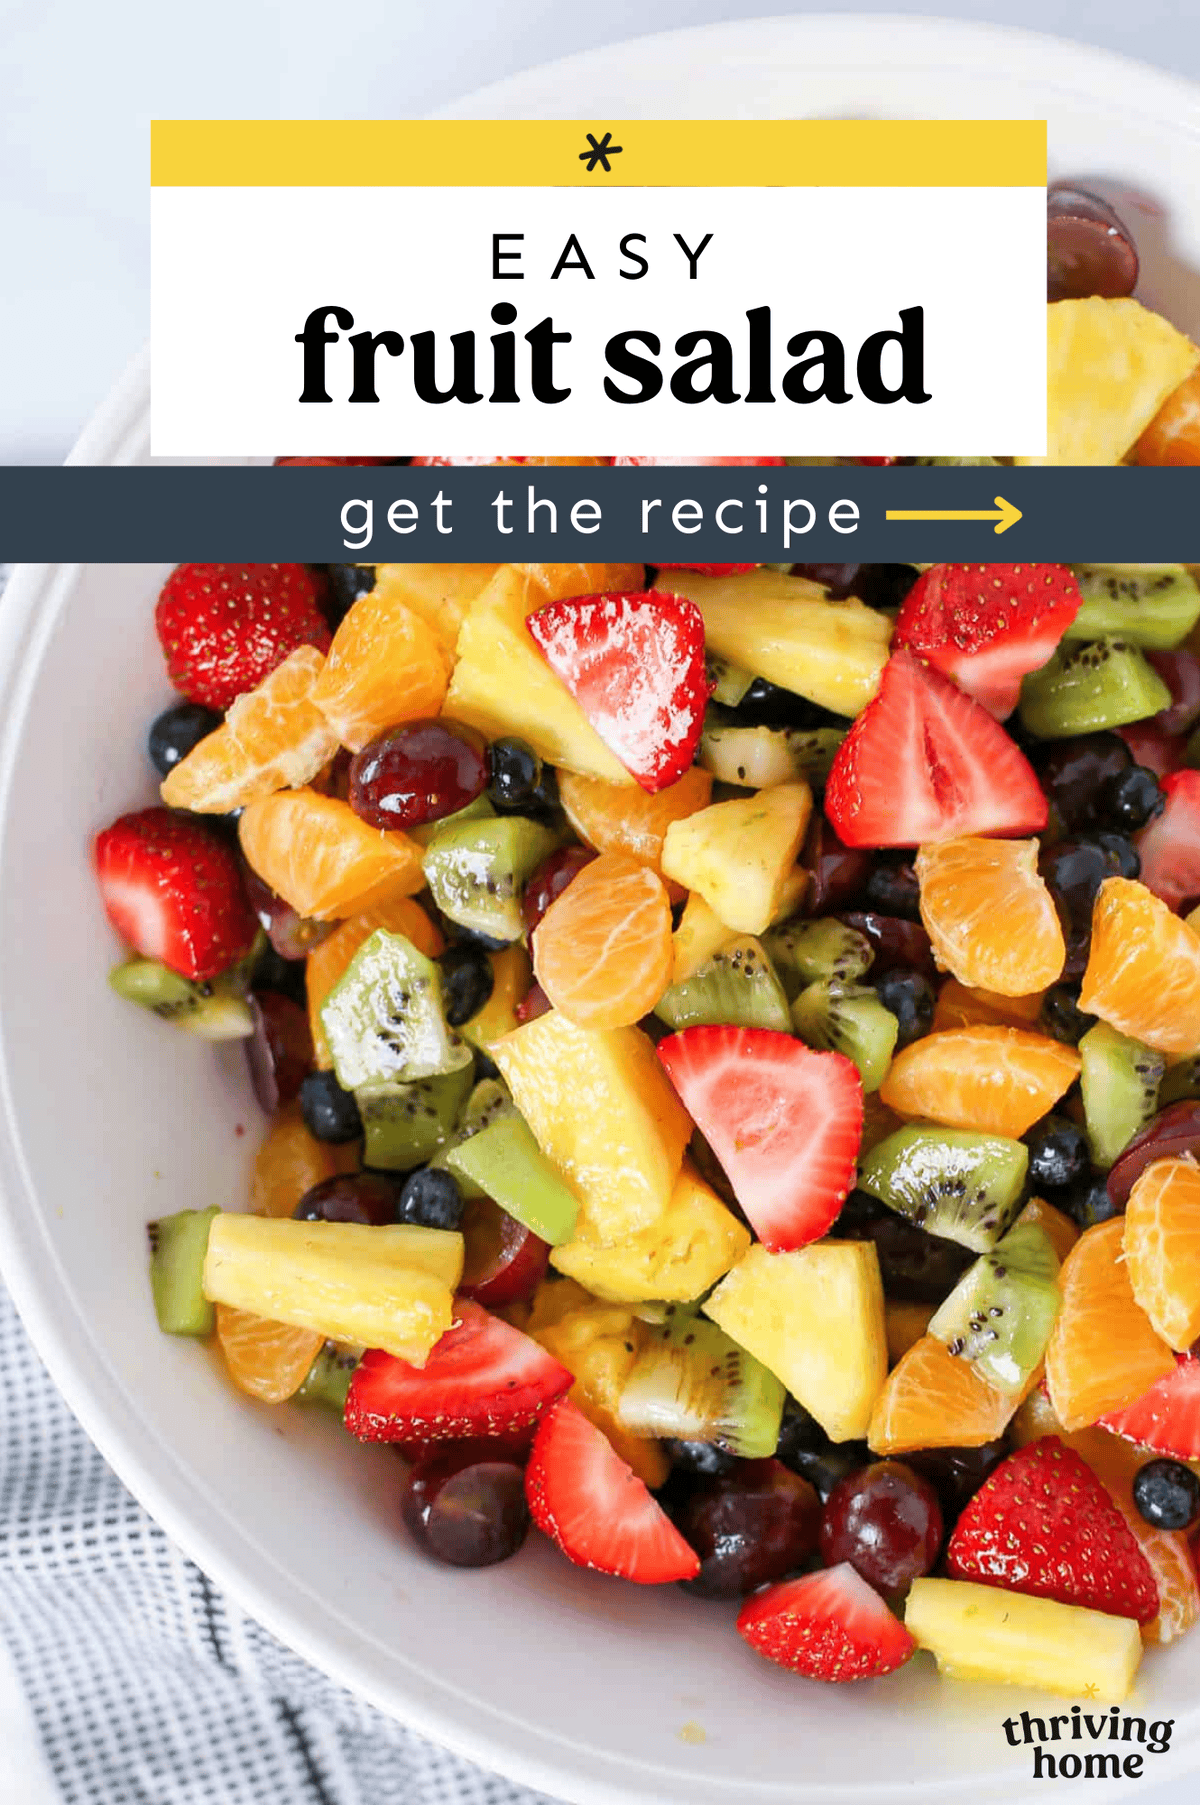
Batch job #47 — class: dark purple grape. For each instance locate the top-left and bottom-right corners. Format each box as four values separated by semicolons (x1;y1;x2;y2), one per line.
838;912;936;978
873;968;936;1049
1039;837;1125;978
674;1459;820;1598
1106;766;1165;831
437;944;494;1027
252;942;307;1006
863;856;922;922
834;1190;973;1303
1108;1101;1200;1208
294;1173;398;1226
244;992;313;1113
402;1446;530;1567
1147;650;1200;737
522;845;597;936
903;1441;1008;1524
243;866;334;961
1041;734;1131;832
775;1404;871;1500
324;563;375;626
802;816;873;916
820;1460;943;1594
1047;185;1139;303
666;1439;738;1478
792;564;919;612
349;721;489;830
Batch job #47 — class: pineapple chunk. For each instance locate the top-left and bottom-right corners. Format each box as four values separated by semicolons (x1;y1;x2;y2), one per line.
656;568;891;717
1018;298;1200;466
661;784;812;936
905;1578;1143;1702
202;1216;461;1364
704;1241;887;1442
443;567;634;783
371;563;498;657
493;1011;691;1245
532;1300;669;1487
671;891;737;981
550;1159;751;1303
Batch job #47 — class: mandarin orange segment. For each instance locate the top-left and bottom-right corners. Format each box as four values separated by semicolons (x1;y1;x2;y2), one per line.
916;837;1065;997
867;1334;1021;1453
369;563;499;657
520;562;645;603
306;895;444;1067
558;765;713;890
250;1102;357;1217
1078;878;1200;1058
1123;1156;1200;1352
1016;1195;1080;1264
532;851;673;1030
1134;367;1200;466
160;646;339;814
239;789;423;921
1044;1217;1176;1431
310;587;452;752
215;1303;323;1403
931;978;1047;1033
879;1026;1080;1138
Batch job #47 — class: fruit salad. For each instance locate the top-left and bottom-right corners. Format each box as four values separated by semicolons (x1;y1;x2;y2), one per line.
93;554;1200;1707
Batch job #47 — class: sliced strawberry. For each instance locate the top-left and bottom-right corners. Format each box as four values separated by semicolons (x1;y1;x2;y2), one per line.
344;1300;572;1444
525;1399;700;1583
612;455;785;466
526;589;709;793
459;1211;551;1311
1147;649;1200;737
946;1436;1159;1623
1101;1356;1200;1458
824;648;1048;847
656;1026;862;1252
1136;769;1200;912
93;807;257;982
155;563;331;713
893;564;1081;718
1116;721;1187;778
655;563;756;577
855;457;898;466
736;1564;915;1682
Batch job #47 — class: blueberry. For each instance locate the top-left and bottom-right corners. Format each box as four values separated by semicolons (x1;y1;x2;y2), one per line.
253;943;307;1007
1040;984;1097;1047
863;857;922;922
148;702;222;776
488;739;543;811
1104;766;1165;833
775;1399;828;1467
298;1069;363;1144
398;1167;465;1231
873;968;935;1048
1063;1172;1119;1228
324;563;375;626
1025;1114;1089;1190
665;1439;738;1477
733;677;845;732
437;945;495;1028
1132;1459;1200;1531
1092;831;1141;881
780;1437;871;1502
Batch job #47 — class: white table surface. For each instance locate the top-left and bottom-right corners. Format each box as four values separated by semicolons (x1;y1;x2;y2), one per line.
2;4;1200;1799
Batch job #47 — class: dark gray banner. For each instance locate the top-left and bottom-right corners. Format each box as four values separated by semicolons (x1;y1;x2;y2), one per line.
0;466;1196;562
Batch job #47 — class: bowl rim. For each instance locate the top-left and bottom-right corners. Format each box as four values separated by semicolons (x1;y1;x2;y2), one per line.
4;15;1200;1803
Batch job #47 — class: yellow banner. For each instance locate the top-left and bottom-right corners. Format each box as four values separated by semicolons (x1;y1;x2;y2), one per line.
150;119;1046;188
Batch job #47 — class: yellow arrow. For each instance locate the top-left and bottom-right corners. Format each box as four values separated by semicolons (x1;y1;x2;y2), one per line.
885;496;1022;536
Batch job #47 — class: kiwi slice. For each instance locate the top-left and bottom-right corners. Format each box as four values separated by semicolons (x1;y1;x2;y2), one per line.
927;1222;1060;1395
859;1126;1029;1252
356;1065;474;1171
429;1077;515;1198
1069;565;1200;650
446;1112;579;1245
422;816;560;941
615;1303;785;1459
109;958;255;1040
148;1207;219;1336
791;980;899;1094
1079;1021;1165;1170
321;929;472;1090
699;718;845;788
763;917;874;1001
1161;1058;1200;1106
706;652;756;707
297;1341;360;1412
407;794;496;849
1018;640;1172;738
654;935;792;1033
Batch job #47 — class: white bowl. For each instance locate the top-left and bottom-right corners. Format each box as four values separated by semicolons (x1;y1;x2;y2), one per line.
4;18;1200;1805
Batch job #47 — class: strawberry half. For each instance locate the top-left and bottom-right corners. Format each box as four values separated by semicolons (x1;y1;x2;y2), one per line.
155;563;332;713
93;807;257;982
893;564;1082;718
824;648;1048;847
1136;769;1200;912
945;1436;1159;1623
525;1399;700;1583
526;589;709;793
655;563;756;577
736;1564;916;1682
344;1300;572;1444
1101;1356;1200;1459
656;1026;862;1252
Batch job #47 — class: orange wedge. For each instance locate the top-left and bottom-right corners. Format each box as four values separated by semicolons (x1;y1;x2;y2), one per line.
160;646;338;814
916;837;1065;996
931;979;1046;1032
1044;1218;1176;1431
558;766;713;891
216;1303;323;1403
533;851;673;1030
1079;878;1200;1058
311;587;452;752
1123;1156;1200;1352
250;1101;358;1217
868;1334;1021;1454
239;789;423;921
880;1026;1080;1138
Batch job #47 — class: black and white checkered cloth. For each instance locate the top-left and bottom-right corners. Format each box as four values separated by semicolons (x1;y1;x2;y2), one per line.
0;1281;548;1805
